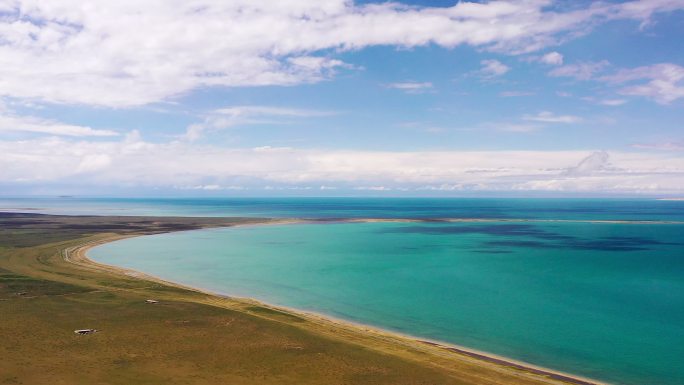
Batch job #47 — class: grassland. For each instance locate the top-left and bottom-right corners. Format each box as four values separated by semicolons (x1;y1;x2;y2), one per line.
0;212;601;385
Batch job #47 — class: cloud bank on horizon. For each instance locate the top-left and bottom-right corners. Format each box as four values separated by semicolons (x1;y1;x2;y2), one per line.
0;0;683;195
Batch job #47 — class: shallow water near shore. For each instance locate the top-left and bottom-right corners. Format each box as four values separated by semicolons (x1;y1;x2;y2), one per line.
90;213;684;385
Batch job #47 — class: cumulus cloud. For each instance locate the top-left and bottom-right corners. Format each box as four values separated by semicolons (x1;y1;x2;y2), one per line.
0;0;681;107
1;136;684;194
599;63;684;104
539;51;564;65
561;151;614;176
478;59;510;78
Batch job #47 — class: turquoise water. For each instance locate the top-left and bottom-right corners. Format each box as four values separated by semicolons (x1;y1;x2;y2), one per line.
90;217;684;385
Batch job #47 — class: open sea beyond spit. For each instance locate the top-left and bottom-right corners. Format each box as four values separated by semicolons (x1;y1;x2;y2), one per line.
3;197;684;385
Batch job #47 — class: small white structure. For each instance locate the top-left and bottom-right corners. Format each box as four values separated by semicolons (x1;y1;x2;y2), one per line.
74;329;97;335
145;299;159;304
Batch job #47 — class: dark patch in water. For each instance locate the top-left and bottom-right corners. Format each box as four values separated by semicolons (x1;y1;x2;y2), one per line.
382;224;573;241
471;249;513;254
484;240;555;249
484;236;677;252
383;224;679;252
559;236;675;251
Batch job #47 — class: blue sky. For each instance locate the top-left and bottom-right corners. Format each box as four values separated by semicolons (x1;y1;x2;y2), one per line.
1;0;683;196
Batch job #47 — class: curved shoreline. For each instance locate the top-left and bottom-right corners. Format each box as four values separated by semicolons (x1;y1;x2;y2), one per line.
73;223;609;385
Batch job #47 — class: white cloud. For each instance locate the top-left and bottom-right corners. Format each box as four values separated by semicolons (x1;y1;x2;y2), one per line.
540;51;564;65
75;154;112;173
523;111;582;124
176;184;246;191
2;136;684;194
600;63;684;104
0;1;680;107
581;96;629;106
354;186;392;191
183;105;334;140
479;59;510;78
632;141;684;151
499;91;535;97
213;106;332;119
612;0;684;21
0;113;118;137
385;82;434;94
497;123;542;133
561;151;614;176
489;111;581;133
548;61;610;80
550;62;684;105
599;99;628;106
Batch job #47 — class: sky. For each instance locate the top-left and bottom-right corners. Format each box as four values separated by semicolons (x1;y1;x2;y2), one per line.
1;0;684;197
